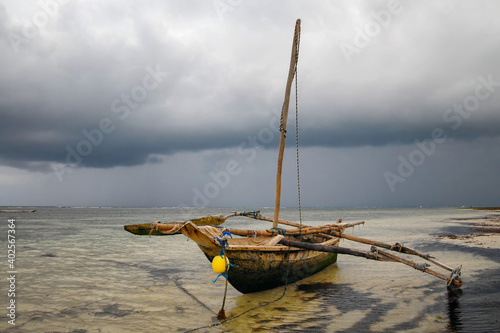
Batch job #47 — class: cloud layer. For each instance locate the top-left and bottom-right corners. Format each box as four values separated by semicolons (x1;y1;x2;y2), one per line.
1;0;499;207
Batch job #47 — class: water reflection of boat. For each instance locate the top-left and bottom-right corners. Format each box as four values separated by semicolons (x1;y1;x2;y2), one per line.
447;289;463;332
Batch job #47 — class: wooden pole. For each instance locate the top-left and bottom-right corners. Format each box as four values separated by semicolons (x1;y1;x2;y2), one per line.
371;247;462;287
210;222;363;237
331;231;454;271
281;238;380;259
273;19;301;229
280;239;462;288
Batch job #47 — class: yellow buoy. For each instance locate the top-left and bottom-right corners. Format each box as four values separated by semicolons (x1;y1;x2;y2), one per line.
212;255;229;274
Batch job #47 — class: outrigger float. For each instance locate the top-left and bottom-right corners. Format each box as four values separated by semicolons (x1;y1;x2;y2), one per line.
125;19;462;317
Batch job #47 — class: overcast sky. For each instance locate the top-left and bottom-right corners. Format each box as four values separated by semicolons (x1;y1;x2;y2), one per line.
1;0;499;208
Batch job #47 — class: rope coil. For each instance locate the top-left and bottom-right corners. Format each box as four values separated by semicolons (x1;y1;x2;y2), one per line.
270;227;286;236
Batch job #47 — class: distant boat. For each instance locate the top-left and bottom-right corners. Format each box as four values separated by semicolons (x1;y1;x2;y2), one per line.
0;209;36;213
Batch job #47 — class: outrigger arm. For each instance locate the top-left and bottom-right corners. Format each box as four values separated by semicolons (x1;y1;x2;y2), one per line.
280;238;462;289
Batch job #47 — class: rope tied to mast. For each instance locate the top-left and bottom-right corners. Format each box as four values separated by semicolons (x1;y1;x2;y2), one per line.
273;18;301;229
278;19;303;225
294;22;302;226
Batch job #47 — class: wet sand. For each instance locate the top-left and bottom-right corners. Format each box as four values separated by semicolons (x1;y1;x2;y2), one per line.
437;209;500;250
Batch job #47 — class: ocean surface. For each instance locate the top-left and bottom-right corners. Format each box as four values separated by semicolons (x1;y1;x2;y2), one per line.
0;207;499;332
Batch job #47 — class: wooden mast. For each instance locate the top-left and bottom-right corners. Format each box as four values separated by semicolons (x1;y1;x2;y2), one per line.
273;19;301;229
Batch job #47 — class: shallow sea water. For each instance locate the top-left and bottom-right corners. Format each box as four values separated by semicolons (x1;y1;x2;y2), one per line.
0;207;499;332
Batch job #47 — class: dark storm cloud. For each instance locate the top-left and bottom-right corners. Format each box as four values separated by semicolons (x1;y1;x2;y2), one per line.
1;0;500;173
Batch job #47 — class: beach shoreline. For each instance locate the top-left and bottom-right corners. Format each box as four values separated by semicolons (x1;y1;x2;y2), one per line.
438;208;500;249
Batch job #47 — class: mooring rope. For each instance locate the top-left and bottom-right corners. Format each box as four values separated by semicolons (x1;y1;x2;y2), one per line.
217;246;230;320
186;234;294;333
185;244;293;333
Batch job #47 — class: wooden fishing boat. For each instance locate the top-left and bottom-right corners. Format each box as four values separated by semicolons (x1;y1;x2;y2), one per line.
130;209;365;294
181;222;339;293
125;19;462;303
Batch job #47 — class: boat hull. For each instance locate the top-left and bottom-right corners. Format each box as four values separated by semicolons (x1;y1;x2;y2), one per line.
181;222;339;293
219;248;337;293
